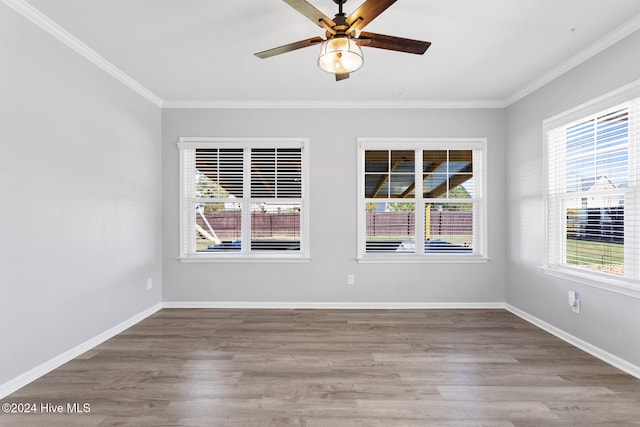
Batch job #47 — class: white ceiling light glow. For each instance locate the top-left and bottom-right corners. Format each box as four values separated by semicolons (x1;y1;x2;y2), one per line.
317;37;364;75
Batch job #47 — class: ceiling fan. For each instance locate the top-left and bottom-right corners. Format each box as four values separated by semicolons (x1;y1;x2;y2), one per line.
255;0;431;81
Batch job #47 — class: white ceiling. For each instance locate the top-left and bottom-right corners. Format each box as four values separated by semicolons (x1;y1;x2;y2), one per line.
12;0;640;106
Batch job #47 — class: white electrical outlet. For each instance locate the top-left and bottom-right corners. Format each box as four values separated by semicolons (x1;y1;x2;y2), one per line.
147;277;153;290
568;290;580;314
347;274;355;285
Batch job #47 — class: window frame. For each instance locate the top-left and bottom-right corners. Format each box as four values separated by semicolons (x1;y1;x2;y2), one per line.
178;137;310;263
356;138;489;263
542;80;640;297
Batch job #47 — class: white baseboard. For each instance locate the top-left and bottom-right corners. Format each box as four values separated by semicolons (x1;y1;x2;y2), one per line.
0;303;163;399
162;301;507;310
505;304;640;380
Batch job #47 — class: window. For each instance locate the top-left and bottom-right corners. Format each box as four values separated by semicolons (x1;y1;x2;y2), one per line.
545;89;640;292
178;138;309;261
357;138;487;262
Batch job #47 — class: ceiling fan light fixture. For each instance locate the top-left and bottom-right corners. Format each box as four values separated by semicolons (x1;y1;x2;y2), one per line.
317;37;364;75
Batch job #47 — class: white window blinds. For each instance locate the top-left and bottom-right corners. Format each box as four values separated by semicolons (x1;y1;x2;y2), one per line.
178;138;308;260
547;97;640;283
251;148;302;198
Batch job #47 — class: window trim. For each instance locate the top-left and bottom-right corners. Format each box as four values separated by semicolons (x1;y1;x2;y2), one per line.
356;138;489;263
177;137;310;263
542;79;640;295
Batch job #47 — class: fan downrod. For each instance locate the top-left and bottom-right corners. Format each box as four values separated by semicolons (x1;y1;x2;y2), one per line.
333;0;347;15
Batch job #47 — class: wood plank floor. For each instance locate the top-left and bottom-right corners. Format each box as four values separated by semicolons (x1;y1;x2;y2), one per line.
2;309;640;426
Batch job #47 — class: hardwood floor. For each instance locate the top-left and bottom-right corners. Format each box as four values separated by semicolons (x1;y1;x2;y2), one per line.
2;309;640;426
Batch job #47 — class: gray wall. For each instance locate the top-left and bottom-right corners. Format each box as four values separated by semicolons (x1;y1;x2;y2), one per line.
162;108;506;304
506;30;640;366
0;6;162;384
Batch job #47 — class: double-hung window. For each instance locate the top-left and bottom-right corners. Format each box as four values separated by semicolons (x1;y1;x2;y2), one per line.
545;87;640;292
357;138;487;262
178;138;309;261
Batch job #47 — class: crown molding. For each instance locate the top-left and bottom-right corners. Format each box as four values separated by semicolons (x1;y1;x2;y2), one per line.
6;0;640;111
504;13;640;107
161;99;506;109
2;0;163;107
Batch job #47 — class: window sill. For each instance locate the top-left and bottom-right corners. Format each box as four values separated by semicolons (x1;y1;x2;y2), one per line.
541;265;640;300
357;255;490;264
178;255;311;263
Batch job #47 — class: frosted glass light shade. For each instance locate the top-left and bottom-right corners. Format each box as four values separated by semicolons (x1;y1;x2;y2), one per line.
317;37;364;74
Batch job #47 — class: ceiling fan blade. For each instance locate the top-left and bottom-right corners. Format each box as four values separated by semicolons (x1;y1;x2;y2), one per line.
346;0;397;32
255;37;324;59
283;0;336;29
358;32;431;55
335;72;350;81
